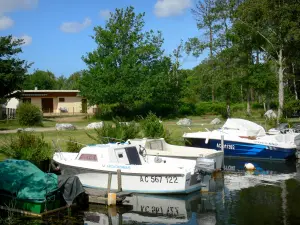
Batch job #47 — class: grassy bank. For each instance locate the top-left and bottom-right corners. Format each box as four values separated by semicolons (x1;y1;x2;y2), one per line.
1;114;299;162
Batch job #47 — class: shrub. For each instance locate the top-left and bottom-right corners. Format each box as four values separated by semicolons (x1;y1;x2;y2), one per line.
140;112;168;138
0;132;52;168
231;103;246;112
87;117;141;143
17;103;43;126
178;103;195;116
251;102;264;109
195;102;211;115
195;102;227;117
66;137;82;152
283;100;300;118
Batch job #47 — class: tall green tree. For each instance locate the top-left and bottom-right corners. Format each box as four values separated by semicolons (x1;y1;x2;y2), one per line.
186;0;220;102
81;6;176;115
235;0;300;121
0;35;30;98
23;69;57;90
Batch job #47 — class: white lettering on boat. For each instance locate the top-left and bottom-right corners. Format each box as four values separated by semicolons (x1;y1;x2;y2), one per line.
140;176;178;183
216;143;235;150
224;165;235;171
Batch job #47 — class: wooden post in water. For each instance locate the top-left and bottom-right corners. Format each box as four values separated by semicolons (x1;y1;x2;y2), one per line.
117;169;122;192
221;135;225;170
107;172;112;194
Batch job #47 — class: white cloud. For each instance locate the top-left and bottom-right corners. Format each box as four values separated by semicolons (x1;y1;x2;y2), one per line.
0;0;39;14
60;17;92;33
0;15;14;30
99;9;111;20
154;0;191;17
12;35;32;46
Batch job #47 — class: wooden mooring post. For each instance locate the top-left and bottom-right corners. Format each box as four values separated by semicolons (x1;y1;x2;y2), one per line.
86;170;129;205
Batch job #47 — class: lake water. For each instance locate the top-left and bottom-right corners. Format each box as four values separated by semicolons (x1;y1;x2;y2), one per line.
2;158;300;225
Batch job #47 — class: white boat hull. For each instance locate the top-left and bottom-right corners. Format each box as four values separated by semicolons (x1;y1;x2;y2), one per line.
54;154;204;194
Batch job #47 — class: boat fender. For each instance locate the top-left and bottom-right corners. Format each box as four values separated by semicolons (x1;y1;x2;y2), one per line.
244;163;255;170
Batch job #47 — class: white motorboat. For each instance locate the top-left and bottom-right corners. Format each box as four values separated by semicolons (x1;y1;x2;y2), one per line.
127;138;224;171
183;118;300;160
53;142;210;194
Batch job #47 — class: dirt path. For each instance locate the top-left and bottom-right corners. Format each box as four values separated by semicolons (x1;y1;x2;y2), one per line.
0;126;86;134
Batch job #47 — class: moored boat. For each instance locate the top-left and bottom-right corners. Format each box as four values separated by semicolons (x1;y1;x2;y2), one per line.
53;142;210;194
183;118;299;160
0;159;63;214
127;138;223;171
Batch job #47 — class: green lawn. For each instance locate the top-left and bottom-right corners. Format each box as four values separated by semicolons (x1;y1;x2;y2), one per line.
1;114;300;161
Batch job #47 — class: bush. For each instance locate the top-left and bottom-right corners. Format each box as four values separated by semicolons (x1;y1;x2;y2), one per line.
0;132;52;168
195;102;227;117
17;103;43;126
140;112;168;138
231;103;246;112
87;117;141;143
251;102;264;109
178;103;195;116
66;137;82;152
283;100;300;118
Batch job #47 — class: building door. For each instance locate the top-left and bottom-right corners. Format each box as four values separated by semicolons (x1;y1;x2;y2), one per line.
82;99;87;113
42;98;53;113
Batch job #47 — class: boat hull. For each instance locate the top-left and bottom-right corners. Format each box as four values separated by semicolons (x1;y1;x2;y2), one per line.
0;192;62;214
55;162;203;194
184;137;296;160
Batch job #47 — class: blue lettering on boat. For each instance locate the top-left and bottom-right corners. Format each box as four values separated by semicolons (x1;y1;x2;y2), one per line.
106;165;131;169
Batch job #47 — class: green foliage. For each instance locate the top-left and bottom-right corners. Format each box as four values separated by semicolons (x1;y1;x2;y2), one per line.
17;103;43;126
0;35;30;98
195;102;226;116
66;137;82;153
87;118;141;144
178;103;196;116
283;100;300;117
81;7;181;117
140;112;167;138
23;70;57;90
0;132;53;167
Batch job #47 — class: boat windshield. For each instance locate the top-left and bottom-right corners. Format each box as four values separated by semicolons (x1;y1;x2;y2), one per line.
149;140;164;150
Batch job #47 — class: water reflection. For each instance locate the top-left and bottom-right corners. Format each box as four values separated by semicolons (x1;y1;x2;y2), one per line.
224;158;297;175
2;159;300;225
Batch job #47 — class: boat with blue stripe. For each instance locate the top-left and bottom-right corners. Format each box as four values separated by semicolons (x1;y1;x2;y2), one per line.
183;118;299;160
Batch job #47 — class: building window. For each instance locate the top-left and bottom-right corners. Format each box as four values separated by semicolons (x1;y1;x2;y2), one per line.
59;98;65;102
23;98;31;103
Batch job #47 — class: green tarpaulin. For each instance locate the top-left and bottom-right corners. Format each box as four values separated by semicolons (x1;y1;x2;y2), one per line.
0;159;58;202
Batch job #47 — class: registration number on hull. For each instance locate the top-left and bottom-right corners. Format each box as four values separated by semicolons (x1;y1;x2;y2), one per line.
140;176;178;183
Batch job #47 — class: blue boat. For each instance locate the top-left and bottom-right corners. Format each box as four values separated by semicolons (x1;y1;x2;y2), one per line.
183;118;299;161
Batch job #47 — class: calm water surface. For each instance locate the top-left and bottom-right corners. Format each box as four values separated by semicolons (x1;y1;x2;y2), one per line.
3;158;300;225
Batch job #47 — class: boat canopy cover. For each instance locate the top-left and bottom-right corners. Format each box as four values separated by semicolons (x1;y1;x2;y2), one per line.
0;159;58;202
222;118;266;137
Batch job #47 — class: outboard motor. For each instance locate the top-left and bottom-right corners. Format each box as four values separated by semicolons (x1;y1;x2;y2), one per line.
294;134;300;150
292;123;300;133
278;123;289;134
195;157;216;174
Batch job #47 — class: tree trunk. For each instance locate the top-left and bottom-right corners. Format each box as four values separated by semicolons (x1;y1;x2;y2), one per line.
209;26;214;102
241;85;243;102
247;89;251;115
292;63;298;100
277;48;284;123
250;87;254;101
